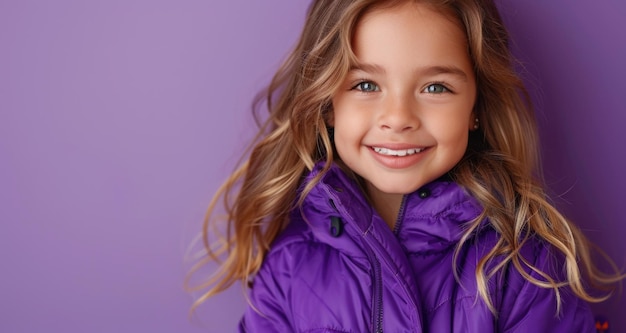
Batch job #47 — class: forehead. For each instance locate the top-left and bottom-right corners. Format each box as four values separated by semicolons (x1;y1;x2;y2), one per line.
351;2;471;69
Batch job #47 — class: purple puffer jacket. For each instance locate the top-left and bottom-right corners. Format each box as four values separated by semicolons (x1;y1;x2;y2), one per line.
238;162;595;332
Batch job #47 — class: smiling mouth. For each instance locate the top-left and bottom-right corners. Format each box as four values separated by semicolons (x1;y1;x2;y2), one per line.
372;147;425;156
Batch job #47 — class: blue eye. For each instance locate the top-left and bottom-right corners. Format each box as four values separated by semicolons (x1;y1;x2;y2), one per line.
353;81;380;92
424;84;449;94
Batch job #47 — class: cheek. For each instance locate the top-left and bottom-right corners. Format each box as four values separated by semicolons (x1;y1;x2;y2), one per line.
331;107;370;161
333;118;358;150
332;127;355;165
430;121;470;150
332;103;366;137
451;131;470;157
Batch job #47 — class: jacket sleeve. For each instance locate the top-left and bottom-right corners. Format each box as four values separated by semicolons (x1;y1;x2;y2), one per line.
497;239;595;333
238;245;295;333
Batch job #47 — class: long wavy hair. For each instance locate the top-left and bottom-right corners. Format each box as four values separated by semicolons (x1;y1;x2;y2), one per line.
187;0;622;314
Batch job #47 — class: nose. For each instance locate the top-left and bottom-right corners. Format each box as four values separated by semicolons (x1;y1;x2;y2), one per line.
378;92;419;132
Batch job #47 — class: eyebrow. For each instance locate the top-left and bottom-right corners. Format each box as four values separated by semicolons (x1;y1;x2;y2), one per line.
349;63;386;74
349;63;469;81
420;65;469;81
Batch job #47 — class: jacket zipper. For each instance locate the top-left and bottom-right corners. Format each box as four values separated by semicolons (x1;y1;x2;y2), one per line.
391;194;422;331
374;257;383;333
392;195;408;235
365;245;384;333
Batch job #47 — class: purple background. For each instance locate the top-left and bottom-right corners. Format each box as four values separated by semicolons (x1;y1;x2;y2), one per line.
1;1;624;332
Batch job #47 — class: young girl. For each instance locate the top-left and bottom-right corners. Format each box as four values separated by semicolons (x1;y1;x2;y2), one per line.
191;0;623;331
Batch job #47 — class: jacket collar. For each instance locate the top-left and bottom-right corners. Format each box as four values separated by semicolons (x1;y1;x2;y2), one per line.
300;161;484;254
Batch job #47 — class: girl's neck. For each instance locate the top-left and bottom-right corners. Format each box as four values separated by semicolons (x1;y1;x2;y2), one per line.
366;183;403;229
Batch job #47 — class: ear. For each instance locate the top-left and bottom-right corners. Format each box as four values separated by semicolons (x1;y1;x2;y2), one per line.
469;112;478;131
326;115;334;127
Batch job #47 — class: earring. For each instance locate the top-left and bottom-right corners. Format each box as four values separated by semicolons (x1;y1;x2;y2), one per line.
473;118;479;130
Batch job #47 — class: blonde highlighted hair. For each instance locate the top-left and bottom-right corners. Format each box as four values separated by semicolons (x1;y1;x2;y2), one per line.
187;0;623;314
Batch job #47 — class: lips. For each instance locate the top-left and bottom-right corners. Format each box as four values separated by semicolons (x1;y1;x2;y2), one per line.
372;147;425;156
368;144;428;169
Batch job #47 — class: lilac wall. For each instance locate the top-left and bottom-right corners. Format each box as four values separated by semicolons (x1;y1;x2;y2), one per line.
1;1;309;332
1;1;624;332
499;1;626;329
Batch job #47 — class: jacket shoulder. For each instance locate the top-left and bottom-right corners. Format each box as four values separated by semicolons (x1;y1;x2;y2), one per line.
242;215;373;332
496;236;595;332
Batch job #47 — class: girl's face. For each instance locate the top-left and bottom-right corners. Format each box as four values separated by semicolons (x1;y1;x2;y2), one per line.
331;2;476;213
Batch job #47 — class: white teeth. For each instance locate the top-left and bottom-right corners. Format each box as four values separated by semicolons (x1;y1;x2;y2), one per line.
373;147;424;156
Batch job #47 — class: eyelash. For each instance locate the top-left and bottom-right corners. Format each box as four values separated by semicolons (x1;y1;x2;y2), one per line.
349;80;453;94
423;82;452;94
350;80;379;93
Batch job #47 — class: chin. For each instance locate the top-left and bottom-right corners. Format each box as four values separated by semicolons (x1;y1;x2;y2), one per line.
372;182;423;195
